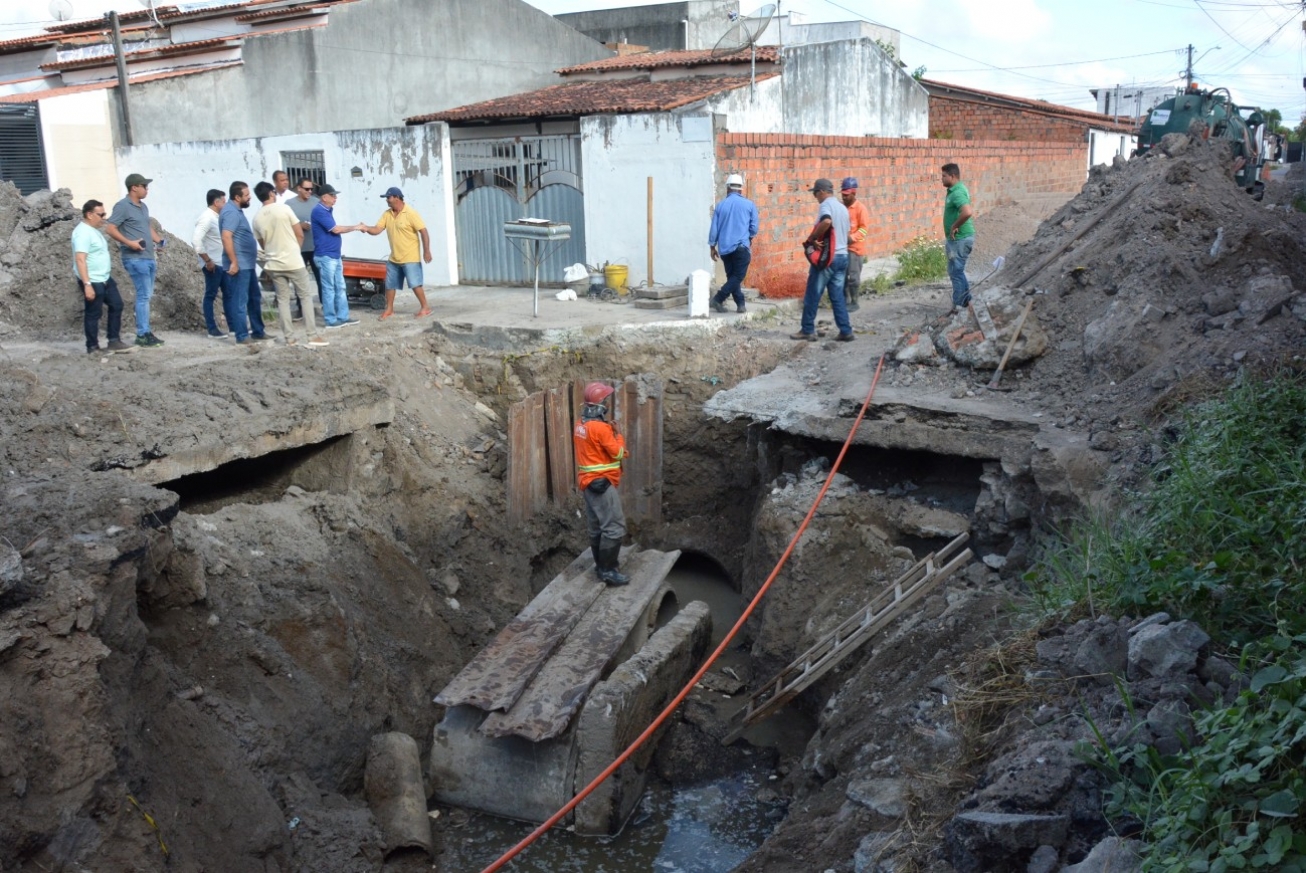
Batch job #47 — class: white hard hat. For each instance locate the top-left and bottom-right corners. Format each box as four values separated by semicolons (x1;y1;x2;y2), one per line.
726;173;744;188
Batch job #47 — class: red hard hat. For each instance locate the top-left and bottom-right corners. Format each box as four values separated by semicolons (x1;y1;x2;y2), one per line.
583;382;614;404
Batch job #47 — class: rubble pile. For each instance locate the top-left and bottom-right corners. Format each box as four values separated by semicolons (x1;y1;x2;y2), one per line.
0;183;203;339
893;135;1306;424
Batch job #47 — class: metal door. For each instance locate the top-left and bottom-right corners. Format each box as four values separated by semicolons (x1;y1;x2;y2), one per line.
453;135;585;284
0;104;48;195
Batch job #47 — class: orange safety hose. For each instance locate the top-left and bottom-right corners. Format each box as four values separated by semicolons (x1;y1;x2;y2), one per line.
479;354;887;873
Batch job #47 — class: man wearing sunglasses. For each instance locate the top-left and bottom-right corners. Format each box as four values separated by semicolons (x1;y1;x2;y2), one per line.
72;200;132;354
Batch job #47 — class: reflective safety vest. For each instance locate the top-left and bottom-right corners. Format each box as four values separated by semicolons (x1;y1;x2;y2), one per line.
574;417;625;490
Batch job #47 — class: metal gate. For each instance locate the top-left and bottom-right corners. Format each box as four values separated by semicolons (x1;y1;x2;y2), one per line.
0;104;48;195
453;135;585;284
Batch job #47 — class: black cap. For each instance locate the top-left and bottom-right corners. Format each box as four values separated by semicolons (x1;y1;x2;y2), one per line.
808;178;834;193
317;183;338;196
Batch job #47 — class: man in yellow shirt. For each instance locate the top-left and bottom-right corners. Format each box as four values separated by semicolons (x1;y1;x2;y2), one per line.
359;186;432;319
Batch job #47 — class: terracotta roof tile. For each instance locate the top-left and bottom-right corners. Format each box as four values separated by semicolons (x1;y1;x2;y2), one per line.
234;4;331;22
408;74;774;124
922;78;1136;134
41;37;239;72
44;6;180;33
0;61;240;104
0;33;62;53
557;45;779;75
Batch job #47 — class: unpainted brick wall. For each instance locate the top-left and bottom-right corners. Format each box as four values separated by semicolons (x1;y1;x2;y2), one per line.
717;133;1086;298
928;96;1090;143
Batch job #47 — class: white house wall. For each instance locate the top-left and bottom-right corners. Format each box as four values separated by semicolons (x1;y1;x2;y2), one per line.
39;89;120;207
580;113;717;289
781;39;928;138
705;75;785;133
117;123;458;285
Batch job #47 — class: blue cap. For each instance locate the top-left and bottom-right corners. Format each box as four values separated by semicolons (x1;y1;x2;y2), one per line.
381;186;404;199
840;177;858;191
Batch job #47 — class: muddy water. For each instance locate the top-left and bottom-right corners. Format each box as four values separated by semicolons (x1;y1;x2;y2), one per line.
433;558;808;873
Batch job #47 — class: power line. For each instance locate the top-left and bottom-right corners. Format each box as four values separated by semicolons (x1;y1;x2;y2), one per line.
931;47;1184;74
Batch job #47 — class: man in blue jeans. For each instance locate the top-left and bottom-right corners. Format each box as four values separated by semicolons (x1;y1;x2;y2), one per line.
219;181;266;344
791;178;854;343
192;188;228;337
105;172;166;348
708;173;759;313
311;183;364;328
941;162;976;313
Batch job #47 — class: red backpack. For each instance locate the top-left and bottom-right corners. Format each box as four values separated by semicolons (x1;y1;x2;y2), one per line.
804;221;834;268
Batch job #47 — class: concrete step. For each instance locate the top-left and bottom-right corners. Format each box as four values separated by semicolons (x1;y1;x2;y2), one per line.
635;284;689;300
634;296;689;310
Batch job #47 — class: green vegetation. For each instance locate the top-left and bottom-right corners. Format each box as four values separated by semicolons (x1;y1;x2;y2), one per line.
1028;370;1306;870
893;235;948;284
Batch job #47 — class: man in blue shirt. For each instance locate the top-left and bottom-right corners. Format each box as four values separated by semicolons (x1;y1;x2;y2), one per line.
792;178;854;343
219;181;265;343
311;183;364;328
708;173;759;314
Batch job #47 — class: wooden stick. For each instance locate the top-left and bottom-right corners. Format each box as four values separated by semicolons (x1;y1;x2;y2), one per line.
646;176;654;286
987;298;1034;390
1009;178;1143;289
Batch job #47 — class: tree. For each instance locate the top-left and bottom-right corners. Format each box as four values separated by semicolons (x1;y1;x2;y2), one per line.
1295;116;1306;143
1263;108;1290;137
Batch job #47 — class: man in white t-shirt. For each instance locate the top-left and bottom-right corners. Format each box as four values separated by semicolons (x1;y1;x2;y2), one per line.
251;180;326;347
192;188;228;338
272;170;295;204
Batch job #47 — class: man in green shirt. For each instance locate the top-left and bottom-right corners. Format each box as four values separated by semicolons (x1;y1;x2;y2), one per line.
941;162;975;312
72;200;131;354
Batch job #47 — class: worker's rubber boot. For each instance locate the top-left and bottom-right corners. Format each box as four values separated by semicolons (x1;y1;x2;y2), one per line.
590;536;602;566
597;540;629;586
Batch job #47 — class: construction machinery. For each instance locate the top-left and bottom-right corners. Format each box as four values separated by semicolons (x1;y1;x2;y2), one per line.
1136;84;1267;200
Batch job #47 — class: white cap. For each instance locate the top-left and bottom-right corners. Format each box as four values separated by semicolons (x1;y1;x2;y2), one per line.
726;173;744;188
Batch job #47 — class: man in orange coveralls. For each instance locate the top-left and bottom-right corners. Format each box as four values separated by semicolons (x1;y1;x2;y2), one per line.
574;381;630;586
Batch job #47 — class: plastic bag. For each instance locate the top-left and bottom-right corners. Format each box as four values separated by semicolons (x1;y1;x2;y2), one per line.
562;263;588;283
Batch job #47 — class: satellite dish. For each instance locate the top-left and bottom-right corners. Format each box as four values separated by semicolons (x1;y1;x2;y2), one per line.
48;0;74;21
711;4;777;59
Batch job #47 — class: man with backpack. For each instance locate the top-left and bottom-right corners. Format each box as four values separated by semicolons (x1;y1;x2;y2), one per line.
791;178;854;343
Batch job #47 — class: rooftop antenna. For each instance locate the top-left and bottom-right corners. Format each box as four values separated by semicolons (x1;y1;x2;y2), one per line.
134;0;163;28
710;4;777;93
48;0;73;21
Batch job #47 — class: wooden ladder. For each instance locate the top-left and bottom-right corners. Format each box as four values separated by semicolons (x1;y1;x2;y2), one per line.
723;532;973;744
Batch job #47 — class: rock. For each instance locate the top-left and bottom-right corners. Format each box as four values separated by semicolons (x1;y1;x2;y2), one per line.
893;331;938;363
1083;297;1169;382
1128;613;1170;635
854;832;902;873
1035;618;1128;685
933;286;1048;370
944;811;1068;873
0;542;21;598
1201;288;1238;316
1196;654;1238;690
1127;620;1209;680
1159;132;1190;156
981;553;1007;570
978;740;1081;810
1061;836;1142;872
1146;698;1193;756
847;777;907;818
1026;844;1058;873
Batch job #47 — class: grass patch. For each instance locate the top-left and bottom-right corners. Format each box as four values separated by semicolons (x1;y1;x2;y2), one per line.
895;236;948;284
1027;369;1306;870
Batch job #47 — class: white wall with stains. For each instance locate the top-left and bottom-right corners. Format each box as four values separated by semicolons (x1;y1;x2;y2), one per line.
117;123;458;285
580;113;718;290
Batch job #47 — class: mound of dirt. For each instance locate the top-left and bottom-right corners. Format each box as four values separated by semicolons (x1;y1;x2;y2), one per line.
994;135;1306;418
0;183;203;339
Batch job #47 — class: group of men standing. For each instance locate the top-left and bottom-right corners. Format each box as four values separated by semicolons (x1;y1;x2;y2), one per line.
704;164;977;339
74;170;437;353
191;175;368;346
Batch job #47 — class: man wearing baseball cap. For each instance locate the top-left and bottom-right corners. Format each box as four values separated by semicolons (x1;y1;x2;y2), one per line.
708;173;759;313
311;183;365;329
104;172;166;348
792;178;854;342
840;177;870;312
359;186;432;319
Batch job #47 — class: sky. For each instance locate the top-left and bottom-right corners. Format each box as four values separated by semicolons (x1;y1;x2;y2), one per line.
4;0;1304;120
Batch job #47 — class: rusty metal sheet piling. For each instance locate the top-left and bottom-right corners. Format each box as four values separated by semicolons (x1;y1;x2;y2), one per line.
507;392;548;522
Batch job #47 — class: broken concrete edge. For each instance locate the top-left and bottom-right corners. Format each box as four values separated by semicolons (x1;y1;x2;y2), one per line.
429;301;799;352
573;600;713;836
132;397;395;484
364;732;433;858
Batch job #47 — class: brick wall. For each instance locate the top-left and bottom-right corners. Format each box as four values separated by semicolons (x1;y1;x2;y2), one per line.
717;133;1086;298
928;95;1090;143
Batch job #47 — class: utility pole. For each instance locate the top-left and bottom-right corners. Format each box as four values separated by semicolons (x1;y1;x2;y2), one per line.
108;11;133;146
1184;43;1194;89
